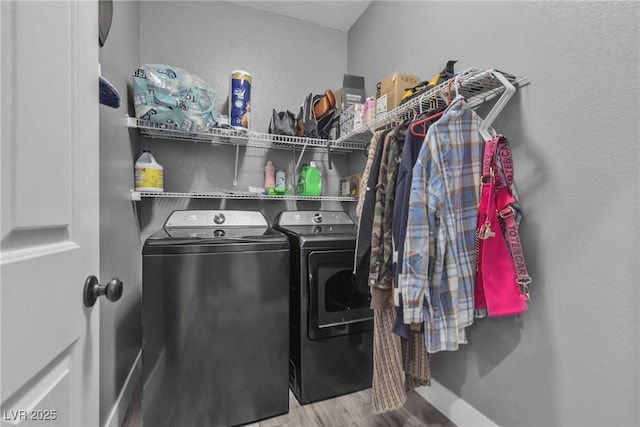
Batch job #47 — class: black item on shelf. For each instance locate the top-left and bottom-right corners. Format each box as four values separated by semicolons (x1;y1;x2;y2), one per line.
300;93;321;139
400;60;458;106
268;109;297;136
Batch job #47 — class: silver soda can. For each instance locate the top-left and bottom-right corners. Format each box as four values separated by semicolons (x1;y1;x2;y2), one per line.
230;70;251;128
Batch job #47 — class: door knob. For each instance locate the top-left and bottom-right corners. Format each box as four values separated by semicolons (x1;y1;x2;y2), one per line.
83;275;123;307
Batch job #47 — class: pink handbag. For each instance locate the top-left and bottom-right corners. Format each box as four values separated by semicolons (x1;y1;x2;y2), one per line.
475;135;531;317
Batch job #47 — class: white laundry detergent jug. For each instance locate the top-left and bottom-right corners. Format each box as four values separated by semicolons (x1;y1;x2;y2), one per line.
135;150;164;192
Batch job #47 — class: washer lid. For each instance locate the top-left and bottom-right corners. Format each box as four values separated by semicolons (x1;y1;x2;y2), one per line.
143;210;288;254
143;226;288;254
274;210;356;239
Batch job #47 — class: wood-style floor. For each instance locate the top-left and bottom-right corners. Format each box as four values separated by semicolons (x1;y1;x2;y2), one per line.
122;383;455;427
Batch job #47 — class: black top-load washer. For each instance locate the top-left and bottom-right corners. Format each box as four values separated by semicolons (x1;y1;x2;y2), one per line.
142;210;289;427
274;210;373;405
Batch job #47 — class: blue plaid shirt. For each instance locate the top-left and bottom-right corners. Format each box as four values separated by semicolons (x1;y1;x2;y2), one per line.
399;95;485;353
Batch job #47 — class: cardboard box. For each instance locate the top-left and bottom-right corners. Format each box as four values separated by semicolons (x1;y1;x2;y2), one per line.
375;71;421;117
340;174;362;197
339;103;364;137
335;74;365;114
335;75;365;138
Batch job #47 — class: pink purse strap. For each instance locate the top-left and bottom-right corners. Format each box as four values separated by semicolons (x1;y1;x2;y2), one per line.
482;135;532;299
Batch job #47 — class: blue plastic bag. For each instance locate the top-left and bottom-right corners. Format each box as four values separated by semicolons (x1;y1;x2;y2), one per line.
133;64;218;133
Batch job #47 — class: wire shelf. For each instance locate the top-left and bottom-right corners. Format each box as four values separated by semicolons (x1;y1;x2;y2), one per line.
127;117;366;154
128;68;525;150
128;67;525;204
131;190;358;202
336;68;527;144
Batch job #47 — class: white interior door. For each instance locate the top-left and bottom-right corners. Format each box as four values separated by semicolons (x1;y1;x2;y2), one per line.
1;1;100;426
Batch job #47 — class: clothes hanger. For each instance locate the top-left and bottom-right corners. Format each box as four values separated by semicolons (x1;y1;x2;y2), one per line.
478;70;516;141
409;79;457;137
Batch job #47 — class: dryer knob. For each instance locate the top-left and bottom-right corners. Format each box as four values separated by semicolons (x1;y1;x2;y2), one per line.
313;213;323;223
214;213;226;224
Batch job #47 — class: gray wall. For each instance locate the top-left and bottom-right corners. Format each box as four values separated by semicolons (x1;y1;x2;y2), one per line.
98;1;141;426
137;1;353;239
348;2;639;426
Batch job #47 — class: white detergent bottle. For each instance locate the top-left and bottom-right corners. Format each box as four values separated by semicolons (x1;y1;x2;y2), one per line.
135;150;164;192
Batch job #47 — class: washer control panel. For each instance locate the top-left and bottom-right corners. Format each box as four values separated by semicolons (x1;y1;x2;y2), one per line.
164;210;268;228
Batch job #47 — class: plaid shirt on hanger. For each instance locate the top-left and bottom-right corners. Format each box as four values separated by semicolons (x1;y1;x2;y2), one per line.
399;95;486;353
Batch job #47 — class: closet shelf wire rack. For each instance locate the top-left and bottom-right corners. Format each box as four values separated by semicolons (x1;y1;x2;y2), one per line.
336;68;528;144
130;190;357;202
126;116;366;154
127;68;526;150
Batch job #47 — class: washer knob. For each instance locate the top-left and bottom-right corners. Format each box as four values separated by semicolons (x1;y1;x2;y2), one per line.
313;213;323;223
214;213;226;224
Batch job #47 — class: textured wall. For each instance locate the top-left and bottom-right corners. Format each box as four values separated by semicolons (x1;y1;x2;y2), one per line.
137;1;354;240
98;1;142;426
348;2;639;426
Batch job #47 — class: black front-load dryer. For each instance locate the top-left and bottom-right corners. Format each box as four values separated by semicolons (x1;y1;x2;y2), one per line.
274;210;373;405
142;210;289;427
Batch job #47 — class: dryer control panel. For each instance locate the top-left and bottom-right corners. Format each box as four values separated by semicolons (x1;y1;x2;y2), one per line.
276;211;354;226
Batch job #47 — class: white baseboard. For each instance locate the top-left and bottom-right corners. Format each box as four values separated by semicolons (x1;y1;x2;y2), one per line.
415;379;498;427
103;350;142;427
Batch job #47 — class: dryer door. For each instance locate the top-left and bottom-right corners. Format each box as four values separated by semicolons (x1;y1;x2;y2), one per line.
307;250;373;340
